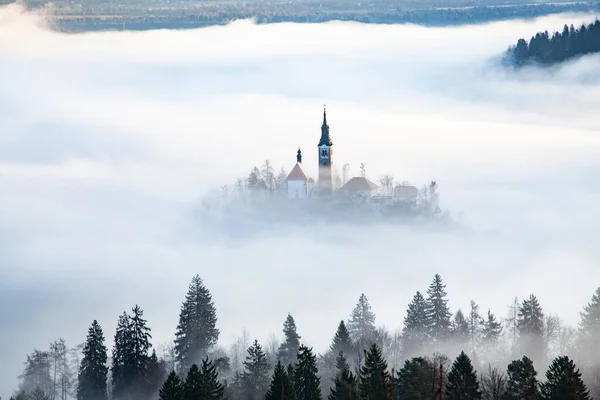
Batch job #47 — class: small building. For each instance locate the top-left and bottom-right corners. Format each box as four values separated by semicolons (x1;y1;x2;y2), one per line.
393;185;418;203
284;149;311;199
339;177;379;199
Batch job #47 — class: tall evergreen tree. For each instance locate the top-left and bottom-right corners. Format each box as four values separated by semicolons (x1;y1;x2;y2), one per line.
294;345;322;400
277;314;301;367
452;310;470;350
19;350;52;395
334;352;349;376
402;291;429;357
358;343;391;400
159;371;183;400
77;320;108;400
329;368;358;400
481;310;503;344
241;340;271;400
539;356;590;400
329;321;354;357
395;357;434;400
183;364;202;400
425;274;452;344
145;349;166;396
467;301;483;352
347;294;376;354
175;275;219;372
266;361;296;400
197;357;225;400
111;313;130;399
504;356;539;400
577;287;600;360
445;351;481;400
517;294;546;364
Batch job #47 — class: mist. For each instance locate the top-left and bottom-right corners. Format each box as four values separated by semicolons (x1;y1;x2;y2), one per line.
2;3;600;396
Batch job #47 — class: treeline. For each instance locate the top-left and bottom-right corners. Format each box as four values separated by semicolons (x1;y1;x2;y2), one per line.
505;19;600;67
12;274;600;399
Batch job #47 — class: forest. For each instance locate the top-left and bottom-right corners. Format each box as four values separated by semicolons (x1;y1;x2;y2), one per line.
9;274;600;400
505;19;600;67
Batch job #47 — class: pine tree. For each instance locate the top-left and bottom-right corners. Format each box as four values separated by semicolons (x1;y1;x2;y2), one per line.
277;314;301;367
347;294;376;354
159;371;183;400
539;356;590;400
517;294;546;364
294;345;322;400
402;291;429;358
467;301;483;352
145;349;166;396
183;364;202;400
329;321;354;357
481;310;503;344
425;274;452;344
358;343;391;400
111;312;130;399
266;361;296;400
19;350;52;395
334;352;349;376
241;340;271;400
577;287;600;360
445;351;481;400
452;310;470;350
197;357;225;400
505;356;539;400
395;357;434;400
174;275;219;372
329;369;358;400
77;320;108;400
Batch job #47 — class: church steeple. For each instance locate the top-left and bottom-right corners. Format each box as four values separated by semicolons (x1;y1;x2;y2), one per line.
318;105;332;146
297;147;302;163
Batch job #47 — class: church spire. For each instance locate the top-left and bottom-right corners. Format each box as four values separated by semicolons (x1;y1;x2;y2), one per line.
297;147;302;163
318;104;332;146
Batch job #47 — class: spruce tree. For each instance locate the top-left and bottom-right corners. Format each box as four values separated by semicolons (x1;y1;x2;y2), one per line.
517;294;545;364
111;312;130;399
577;287;600;360
481;310;503;344
334;352;349;376
329;321;354;357
347;294;376;354
197;357;225;400
395;357;434;400
145;349;166;396
77;320;108;400
277;314;301;367
329;368;358;400
175;275;219;372
183;364;203;400
445;351;481;400
241;340;271;400
294;345;322;400
452;310;470;350
358;343;391;400
402;291;429;357
539;356;590;400
505;356;539;400
425;274;452;344
266;361;296;400
467;300;483;352
159;371;184;400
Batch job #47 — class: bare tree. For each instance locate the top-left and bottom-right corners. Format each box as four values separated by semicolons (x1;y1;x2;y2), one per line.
342;163;350;185
379;175;394;196
480;364;507;400
505;297;520;356
261;160;275;191
264;333;280;368
230;328;251;373
360;163;366;178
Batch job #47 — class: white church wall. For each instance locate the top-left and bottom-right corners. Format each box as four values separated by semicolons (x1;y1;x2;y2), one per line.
286;180;307;199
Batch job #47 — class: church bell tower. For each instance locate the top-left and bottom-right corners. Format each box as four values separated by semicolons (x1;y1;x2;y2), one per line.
317;105;333;193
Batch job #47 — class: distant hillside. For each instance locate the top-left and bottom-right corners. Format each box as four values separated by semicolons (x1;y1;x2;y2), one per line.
505;19;600;67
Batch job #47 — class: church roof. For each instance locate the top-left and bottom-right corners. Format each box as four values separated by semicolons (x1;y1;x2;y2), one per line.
285;163;308;182
318;107;333;147
340;177;379;192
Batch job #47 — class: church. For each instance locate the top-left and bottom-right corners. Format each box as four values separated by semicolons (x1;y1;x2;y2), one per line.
283;107;384;200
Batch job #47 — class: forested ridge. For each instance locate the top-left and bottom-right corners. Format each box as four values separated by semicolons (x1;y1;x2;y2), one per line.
505;19;600;67
11;274;600;400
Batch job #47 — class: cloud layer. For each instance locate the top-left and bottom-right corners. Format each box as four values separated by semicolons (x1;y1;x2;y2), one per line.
1;4;600;396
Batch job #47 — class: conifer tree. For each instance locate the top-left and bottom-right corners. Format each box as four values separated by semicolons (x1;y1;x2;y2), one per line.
277;314;301;367
175;275;219;372
425;274;452;344
159;371;183;400
183;364;202;400
539;356;590;400
395;357;434;400
329;368;358;400
481;310;503;344
467;300;483;352
402;291;429;357
241;340;271;400
347;294;376;354
145;349;166;396
266;361;296;400
334;352;349;376
29;387;50;400
330;321;354;357
505;356;539;400
445;351;481;400
452;310;470;350
577;287;600;360
19;350;52;395
111;312;130;399
77;320;108;400
358;343;391;400
294;345;322;400
517;294;546;364
198;357;225;400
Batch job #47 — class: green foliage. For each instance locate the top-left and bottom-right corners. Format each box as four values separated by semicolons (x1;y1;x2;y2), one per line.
481;310;503;344
517;294;546;363
329;321;354;357
328;368;358;400
77;320;108;400
175;275;219;372
445;351;481;400
402;291;429;357
539;356;590;400
395;357;434;400
277;314;301;367
266;361;296;400
452;310;469;348
294;345;322;400
505;356;539;400
159;371;183;400
425;274;452;343
241;340;271;400
358;343;392;400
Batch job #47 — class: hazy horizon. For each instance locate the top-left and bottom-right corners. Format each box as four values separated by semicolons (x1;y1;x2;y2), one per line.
2;4;600;396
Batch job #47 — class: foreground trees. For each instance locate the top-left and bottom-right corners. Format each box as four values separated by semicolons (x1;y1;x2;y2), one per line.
76;320;108;400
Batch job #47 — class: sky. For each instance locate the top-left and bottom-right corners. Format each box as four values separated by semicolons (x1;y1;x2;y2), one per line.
2;4;600;396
